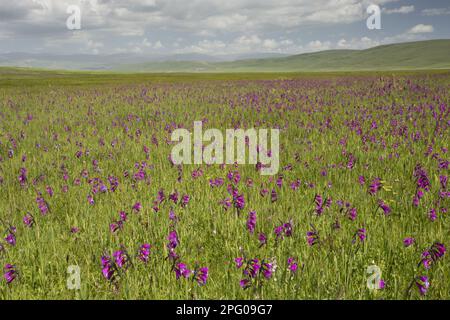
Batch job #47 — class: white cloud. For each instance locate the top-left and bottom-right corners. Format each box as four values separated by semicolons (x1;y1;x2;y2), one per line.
307;40;331;51
407;24;434;34
153;40;163;49
383;5;415;14
262;39;278;50
0;0;433;56
421;8;450;16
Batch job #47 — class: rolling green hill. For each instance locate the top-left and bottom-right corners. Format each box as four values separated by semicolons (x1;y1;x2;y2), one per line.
120;40;450;72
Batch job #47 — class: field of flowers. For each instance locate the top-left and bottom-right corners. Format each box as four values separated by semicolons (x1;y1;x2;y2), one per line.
0;70;448;299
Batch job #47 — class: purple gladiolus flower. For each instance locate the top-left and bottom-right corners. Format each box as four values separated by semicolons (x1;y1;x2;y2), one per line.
167;230;179;249
174;263;191;279
113;250;128;269
101;255;114;281
181;194;190;207
403;237;415;247
46;186;54;197
368;178;382;195
4;264;17;284
138;244;151;263
414;165;431;191
261;262;274;279
235;257;244;269
306;230;319;246
244;259;260;278
378;200;391;215
23;213;34;228
428;208;437;221
239;279;250;289
246;211;256;234
18;167;27;187
70;227;80;234
220;197;232;210
274;225;284;240
258;232;267;247
195;267;208;285
415;276;430;295
421;242;446;269
119;211;127;222
5;233;16;246
440;175;448;190
36;195;49;215
287;257;298;273
132;202;142;212
356;228;366;242
348;207;357;221
232;191;245;210
110;221;123;233
87;194;94;205
359;175;365;185
169;209;177;221
169;191;179;203
271;189;278;203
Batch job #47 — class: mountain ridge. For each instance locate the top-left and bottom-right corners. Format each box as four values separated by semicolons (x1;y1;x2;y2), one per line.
1;39;449;72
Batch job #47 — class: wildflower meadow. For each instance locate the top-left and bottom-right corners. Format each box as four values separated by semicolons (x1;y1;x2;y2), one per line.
0;70;448;299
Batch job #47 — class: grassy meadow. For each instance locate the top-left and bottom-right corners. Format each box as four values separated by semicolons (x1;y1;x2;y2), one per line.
0;69;448;299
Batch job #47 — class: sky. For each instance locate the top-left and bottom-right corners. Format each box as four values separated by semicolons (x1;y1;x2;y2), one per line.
0;0;449;56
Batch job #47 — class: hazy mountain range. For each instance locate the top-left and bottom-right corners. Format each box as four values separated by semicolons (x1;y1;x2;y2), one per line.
1;40;449;72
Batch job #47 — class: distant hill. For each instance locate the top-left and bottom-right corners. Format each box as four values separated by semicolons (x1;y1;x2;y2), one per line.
121;40;450;72
1;40;449;72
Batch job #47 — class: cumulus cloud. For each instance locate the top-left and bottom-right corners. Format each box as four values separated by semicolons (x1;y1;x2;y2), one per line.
0;0;439;56
383;5;415;14
407;24;434;34
421;8;450;16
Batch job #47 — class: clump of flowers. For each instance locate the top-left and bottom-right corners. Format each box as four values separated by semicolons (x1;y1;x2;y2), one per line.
193;266;209;286
420;242;446;269
110;211;127;234
36;194;49;215
101;255;116;281
113;249;131;269
236;257;276;289
174;263;191;279
274;220;293;241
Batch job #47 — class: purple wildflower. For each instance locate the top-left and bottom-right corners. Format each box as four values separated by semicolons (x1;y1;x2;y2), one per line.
174;263;191;279
287;257;298;273
368;178;382;195
306;230;319;246
258;232;267;247
415;276;430;295
403;237;415;247
246;211;256;234
195;267;209;285
113;250;128;269
138;244;151;263
4;264;17;284
23;213;34;228
101;255;115;281
132;202;142;212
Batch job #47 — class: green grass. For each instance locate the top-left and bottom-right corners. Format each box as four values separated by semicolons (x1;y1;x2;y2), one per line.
0;69;449;299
